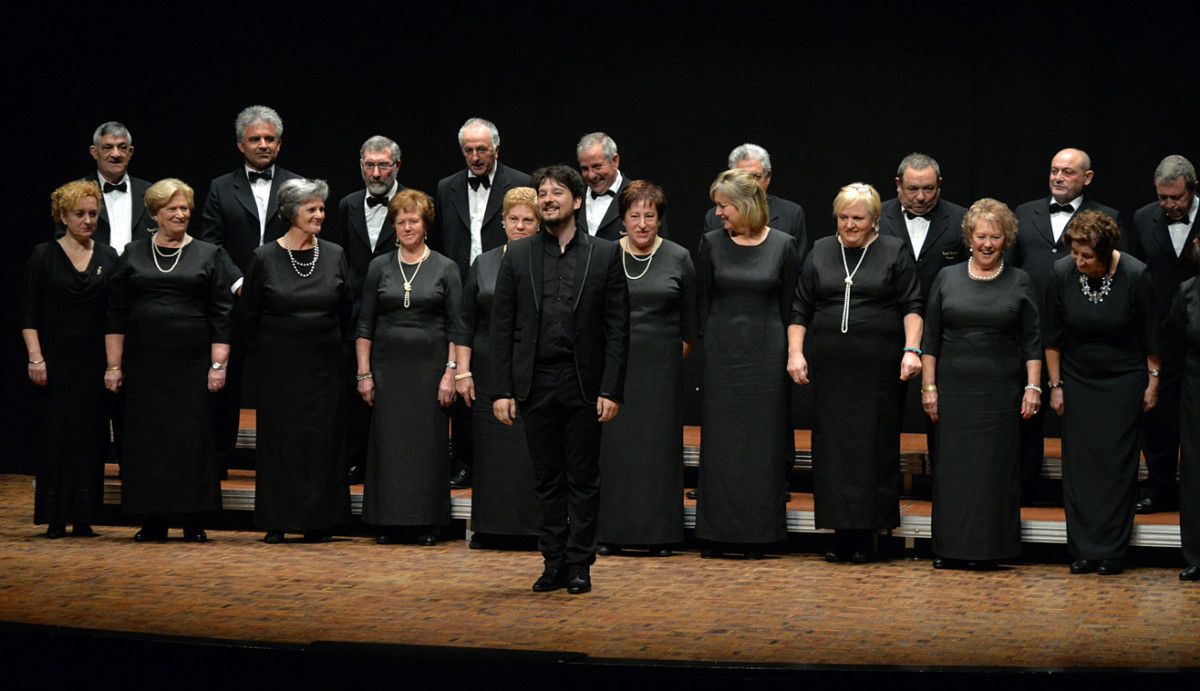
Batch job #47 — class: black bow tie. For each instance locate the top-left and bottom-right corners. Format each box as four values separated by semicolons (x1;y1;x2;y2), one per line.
468;176;490;191
248;170;272;183
103;181;127;193
1049;203;1075;215
591;189;614;200
367;194;389;208
1168;216;1192;226
904;209;929;221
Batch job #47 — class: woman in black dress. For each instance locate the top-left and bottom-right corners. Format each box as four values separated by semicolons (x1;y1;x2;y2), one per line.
243;179;352;544
789;182;923;563
1165;239;1200;582
22;180;119;538
920;199;1042;569
597;181;697;556
105;178;235;542
695;168;800;559
1045;210;1160;576
357;189;461;546
454;187;540;547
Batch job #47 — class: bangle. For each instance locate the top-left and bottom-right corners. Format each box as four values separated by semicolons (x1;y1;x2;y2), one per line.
1024;384;1043;394
1149;369;1161;378
920;384;937;393
445;360;457;370
356;372;374;382
106;366;121;372
903;347;923;356
454;372;474;381
28;359;45;365
1047;380;1063;389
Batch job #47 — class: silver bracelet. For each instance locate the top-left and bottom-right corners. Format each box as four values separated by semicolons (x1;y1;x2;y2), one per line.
356;372;374;382
1024;384;1042;394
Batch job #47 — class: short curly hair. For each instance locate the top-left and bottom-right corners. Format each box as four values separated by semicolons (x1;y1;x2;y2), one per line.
961;198;1018;249
1065;210;1120;270
50;179;103;223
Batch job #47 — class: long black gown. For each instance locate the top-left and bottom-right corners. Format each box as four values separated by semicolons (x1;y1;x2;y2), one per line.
1166;277;1200;570
921;264;1040;561
455;246;538;537
106;237;234;514
791;234;922;530
243;240;353;533
695;229;800;545
1044;254;1157;561
358;249;461;527
597;239;698;546
22;241;119;525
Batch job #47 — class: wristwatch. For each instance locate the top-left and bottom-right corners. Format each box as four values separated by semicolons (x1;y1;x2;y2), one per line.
210;362;226;371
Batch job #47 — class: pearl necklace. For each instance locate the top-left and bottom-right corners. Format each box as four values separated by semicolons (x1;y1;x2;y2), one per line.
967;257;1004;282
283;235;319;278
838;233;877;333
620;236;661;280
398;246;430;308
1078;271;1113;304
151;233;186;273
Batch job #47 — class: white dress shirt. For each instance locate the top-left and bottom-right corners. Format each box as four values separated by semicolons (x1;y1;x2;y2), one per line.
245;164;274;243
99;173;133;254
902;207;930;260
364;181;399;249
585;171;623;235
468;168;495;264
1168;197;1198;257
1049;196;1082;243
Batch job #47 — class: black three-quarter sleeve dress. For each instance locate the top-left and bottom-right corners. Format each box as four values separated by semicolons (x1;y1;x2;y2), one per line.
358;249;462;528
242;240;353;534
597;239;699;546
22;241;119;525
792;234;922;531
695;228;800;546
1165;277;1200;571
1044;254;1157;561
106;238;234;515
921;264;1041;561
454;246;539;537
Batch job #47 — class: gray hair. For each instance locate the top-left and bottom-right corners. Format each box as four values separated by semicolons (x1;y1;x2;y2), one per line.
235;105;284;141
92;121;132;147
360;135;401;163
896;152;941;179
457;117;499;149
727;143;771;176
1154;154;1197;186
576;132;618;160
276;178;329;225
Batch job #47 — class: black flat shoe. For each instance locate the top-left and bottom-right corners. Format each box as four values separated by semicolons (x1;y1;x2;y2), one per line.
417;534;437;546
468;534;486;549
701;548;724;559
850;550;872;564
933;557;948;569
532;567;568;592
183;529;208;543
1070;559;1097;574
1097;558;1124;575
449;468;471;489
686;489;698;500
648;546;673;557
825;551;843;563
264;531;284;544
744;550;764;560
375;533;395;545
597;543;621;556
72;524;96;537
45;525;67;539
1180;566;1200;581
134;527;168;542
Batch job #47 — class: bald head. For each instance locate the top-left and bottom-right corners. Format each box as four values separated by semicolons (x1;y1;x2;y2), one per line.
1048;148;1094;204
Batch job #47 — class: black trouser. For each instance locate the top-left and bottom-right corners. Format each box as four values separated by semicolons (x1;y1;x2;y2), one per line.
1142;359;1182;500
519;362;601;569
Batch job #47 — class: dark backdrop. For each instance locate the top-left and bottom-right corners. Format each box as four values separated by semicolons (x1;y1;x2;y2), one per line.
4;1;1197;472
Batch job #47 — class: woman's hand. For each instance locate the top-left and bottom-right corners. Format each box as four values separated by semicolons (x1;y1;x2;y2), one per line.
1049;387;1064;416
900;351;922;381
493;397;517;425
1020;387;1041;419
787;353;809;385
597;396;620;422
922;390;938;423
104;367;123;393
207;368;226;393
438;371;456;407
1143;382;1159;412
455;376;475;406
358;377;375;406
27;360;47;386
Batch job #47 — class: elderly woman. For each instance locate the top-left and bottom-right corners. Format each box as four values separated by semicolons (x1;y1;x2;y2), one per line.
920;199;1041;569
105;178;235;542
789;183;923;563
1045;210;1159;576
1165;239;1200;582
243;179;352;544
596;181;697;557
454;187;541;547
22;180;119;538
695;168;800;559
357;189;461;546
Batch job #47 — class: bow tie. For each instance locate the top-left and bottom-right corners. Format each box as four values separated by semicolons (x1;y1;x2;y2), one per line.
904;209;929;221
591;189;614;200
1049;203;1075;215
248;170;272;183
103;181;127;193
367;194;389;208
1167;216;1192;227
468;176;490;191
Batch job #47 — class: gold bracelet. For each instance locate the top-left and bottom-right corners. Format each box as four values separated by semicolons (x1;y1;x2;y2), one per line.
28;359;45;365
106;366;121;372
454;372;474;381
920;384;937;393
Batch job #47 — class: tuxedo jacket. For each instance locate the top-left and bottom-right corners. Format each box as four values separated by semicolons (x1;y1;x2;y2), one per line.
198;165;300;277
1127;201;1200;323
1008;196;1122;302
577;174;671;242
703;194;807;259
330;185;407;303
877;197;968;298
54;175;153;244
431;162;530;279
489;228;630;404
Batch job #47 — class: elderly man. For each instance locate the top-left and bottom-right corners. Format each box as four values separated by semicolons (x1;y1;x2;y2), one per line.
702;143;806;259
1127;155;1199;513
877;153;967;298
1010;147;1121;503
58;122;154;251
575;131;669;241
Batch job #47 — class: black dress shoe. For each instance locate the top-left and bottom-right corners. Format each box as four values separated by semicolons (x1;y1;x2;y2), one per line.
134;527;168;542
597;543;621;556
347;465;365;485
532;567;568;592
932;557;948;569
417;534;438;546
264;531;284;544
468;534;486;549
375;533;395;545
1180;566;1200;581
686;489;698;500
1070;559;1097;574
1135;495;1177;514
825;551;842;563
72;524;96;537
183;528;208;543
648;546;673;557
850;550;872;564
701;547;724;559
566;567;591;594
45;525;67;539
1097;558;1124;575
449;468;471;489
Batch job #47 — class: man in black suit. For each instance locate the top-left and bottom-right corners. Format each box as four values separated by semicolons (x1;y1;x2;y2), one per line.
432;117;530;488
490;165;629;595
328;135;405;485
877;153;968;298
1009;147;1122;501
58;122;153;250
702;143;807;259
199;105;300;464
1127;155;1199;513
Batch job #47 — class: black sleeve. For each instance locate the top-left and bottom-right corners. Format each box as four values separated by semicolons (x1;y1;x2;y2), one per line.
599;244;631;402
678;250;700;342
20;245;47;330
442;261;463;345
105;250;133;335
920;269;947;358
455;258;481;347
489;248;518;401
779;237;801;326
356;257;384;340
207;247;235;344
790;252;817;327
696;234;713;337
1017;271;1042;363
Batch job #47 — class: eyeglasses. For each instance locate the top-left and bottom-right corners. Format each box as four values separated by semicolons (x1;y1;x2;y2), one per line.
362;162;396;171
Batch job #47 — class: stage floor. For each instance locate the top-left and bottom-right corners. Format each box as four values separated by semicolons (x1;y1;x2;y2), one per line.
1;474;1198;669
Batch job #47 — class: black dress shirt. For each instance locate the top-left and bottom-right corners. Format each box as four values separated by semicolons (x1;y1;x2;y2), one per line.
536;230;580;363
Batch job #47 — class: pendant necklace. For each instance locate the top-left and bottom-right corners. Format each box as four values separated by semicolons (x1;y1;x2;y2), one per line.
398;246;430;308
838;233;876;333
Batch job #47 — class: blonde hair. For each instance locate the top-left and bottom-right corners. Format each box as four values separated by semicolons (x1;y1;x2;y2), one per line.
503;187;538;218
51;179;103;222
961;198;1018;248
144;178;195;216
832;182;881;221
709;168;768;231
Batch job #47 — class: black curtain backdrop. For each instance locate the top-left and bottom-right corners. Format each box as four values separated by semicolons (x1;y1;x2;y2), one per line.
4;1;1197;472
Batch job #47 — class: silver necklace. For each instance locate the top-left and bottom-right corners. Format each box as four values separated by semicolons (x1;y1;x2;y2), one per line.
621;238;660;280
283;235;319;278
398;246;430;308
967;257;1004;282
838;234;876;333
151;233;185;273
1078;271;1113;304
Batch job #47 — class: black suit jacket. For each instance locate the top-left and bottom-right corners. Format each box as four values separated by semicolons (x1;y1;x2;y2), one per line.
198;165;300;277
431;162;530;279
577;174;671;242
490;228;630;404
1008;196;1122;302
54;175;154;244
877;197;968;298
1127;201;1200;324
703;193;807;260
329;186;407;303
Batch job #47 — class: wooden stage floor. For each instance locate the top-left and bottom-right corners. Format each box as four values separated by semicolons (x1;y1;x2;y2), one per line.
1;474;1198;669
